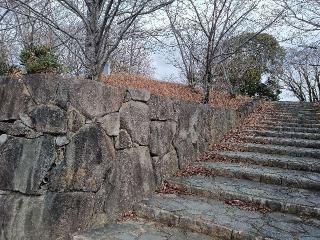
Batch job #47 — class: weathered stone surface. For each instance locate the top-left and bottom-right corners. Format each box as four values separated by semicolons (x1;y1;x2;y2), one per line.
149;95;176;121
69;80;125;118
22;74;82;112
120;101;150;146
0;134;8;145
170;175;320;217
0;120;42;138
216;151;320;172
0;77;29;121
55;136;69;147
19;113;33;128
150;121;177;156
173;101;200;167
0;135;56;194
115;129;133;149
49;125;115;192
0;191;107;240
97;112;120;136
127;88;151;102
105;146;155;215
152;148;179;185
67;106;86;132
199;161;320;190
136;195;320;240
30;104;67;134
72;219;212;240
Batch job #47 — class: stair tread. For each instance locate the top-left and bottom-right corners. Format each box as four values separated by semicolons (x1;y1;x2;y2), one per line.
215;151;320;172
244;129;320;138
72;218;212;240
241;135;320;148
197;161;320;189
169;175;320;212
137;194;320;239
233;142;320;158
247;125;320;133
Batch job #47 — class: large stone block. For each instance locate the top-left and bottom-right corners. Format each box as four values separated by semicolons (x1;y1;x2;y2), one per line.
173;101;200;167
0;191;106;240
149;95;176;121
0;135;56;194
69;80;125;118
152;148;179;185
67;106;86;133
0;77;30;121
97;112;120;136
49;125;115;192
0;120;42;138
127;88;151;102
23;74;74;109
150;121;177;157
30;104;67;134
105;146;155;215
120;101;150;146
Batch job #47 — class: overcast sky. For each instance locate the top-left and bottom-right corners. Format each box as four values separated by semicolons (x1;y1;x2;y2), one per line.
151;51;299;102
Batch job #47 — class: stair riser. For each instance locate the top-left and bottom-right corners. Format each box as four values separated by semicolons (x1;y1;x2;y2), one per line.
261;118;319;123
262;113;320;118
248;127;320;134
167;180;320;218
259;122;320;128
250;131;320;140
202;167;320;190
241;145;320;159
215;154;320;173
241;137;320;148
135;204;254;240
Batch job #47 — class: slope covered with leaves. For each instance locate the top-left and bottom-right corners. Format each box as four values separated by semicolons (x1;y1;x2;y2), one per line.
102;74;251;109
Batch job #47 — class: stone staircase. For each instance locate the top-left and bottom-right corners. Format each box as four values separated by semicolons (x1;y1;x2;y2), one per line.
73;102;320;240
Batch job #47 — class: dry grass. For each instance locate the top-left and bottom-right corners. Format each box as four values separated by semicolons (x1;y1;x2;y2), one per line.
102;74;251;109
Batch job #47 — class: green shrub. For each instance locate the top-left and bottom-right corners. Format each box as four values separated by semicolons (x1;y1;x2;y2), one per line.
20;45;62;74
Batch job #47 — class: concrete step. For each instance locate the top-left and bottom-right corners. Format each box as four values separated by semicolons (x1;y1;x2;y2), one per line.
247;125;320;134
168;175;320;217
258;121;320;128
215;151;320;173
233;142;320;159
262;112;320;118
198;162;320;190
136;194;320;239
72;218;212;240
244;129;320;140
261;117;319;123
241;135;320;148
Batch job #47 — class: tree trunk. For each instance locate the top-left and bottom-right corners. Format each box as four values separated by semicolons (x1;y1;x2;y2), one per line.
202;72;212;104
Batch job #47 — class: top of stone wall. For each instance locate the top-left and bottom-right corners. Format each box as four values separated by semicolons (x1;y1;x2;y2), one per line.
0;74;259;123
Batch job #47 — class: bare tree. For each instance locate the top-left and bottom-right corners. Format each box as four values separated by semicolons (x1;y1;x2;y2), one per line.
280;47;320;102
277;0;320;31
2;0;173;81
110;22;155;76
166;0;283;103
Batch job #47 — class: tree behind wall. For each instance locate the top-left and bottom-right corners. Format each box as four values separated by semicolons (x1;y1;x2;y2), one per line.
280;47;320;102
225;32;284;100
3;0;173;81
166;0;283;103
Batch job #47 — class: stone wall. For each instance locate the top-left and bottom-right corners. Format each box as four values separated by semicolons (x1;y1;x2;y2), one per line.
0;74;260;240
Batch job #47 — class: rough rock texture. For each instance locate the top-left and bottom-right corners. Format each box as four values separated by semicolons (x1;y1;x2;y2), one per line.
0;77;30;121
49;125;115;193
0;135;56;194
104;146;156;217
119;101;150;146
0;74;259;240
97;112;120;136
30;104;67;134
